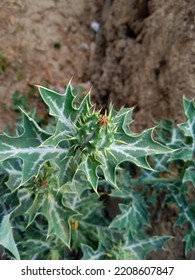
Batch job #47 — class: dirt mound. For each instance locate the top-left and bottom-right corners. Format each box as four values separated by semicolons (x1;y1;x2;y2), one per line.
90;0;195;131
0;0;99;131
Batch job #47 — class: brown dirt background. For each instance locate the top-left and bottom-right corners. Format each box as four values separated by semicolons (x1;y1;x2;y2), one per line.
0;0;195;259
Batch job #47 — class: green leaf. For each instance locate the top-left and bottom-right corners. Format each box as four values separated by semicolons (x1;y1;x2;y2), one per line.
183;230;195;255
3;159;23;191
37;83;172;191
111;106;134;135
109;196;149;235
172;97;195;161
0;214;20;260
16;218;66;260
170;185;195;231
0;81;182;261
156;119;184;148
81;244;106;260
37;84;76;146
40;193;77;248
38;84;91;147
97;128;171;187
178;97;195;138
155;117;193;162
1;82;172;192
183;164;195;186
62;191;109;252
0;113;68;187
25;190;78;248
123;231;170;259
27;193;45;225
18;239;50;260
113;128;172;163
12;184;78;249
167;184;195;254
0;173;19;219
17;192;77;250
12;188;33;218
77;156;100;193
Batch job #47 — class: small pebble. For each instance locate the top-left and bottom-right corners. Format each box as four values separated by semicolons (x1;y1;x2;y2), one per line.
91;21;100;32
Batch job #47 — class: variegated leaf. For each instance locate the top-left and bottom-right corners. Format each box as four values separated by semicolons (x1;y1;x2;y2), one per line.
109;196;149;235
38;84;92;147
18;239;50;260
0;214;20;260
178;97;195;139
81;244;106;260
77;156;101;193
3;159;23;191
0;113;68;187
183;164;195;186
40;193;77;248
11;185;77;248
123;231;170;259
97;128;171;187
168;184;195;254
173;97;195;161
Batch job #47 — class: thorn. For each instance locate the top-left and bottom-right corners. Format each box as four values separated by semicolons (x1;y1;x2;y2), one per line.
92;105;97;115
72;122;79;129
68;76;74;87
78;118;82;126
104;149;117;160
86;99;91;115
116;139;128;145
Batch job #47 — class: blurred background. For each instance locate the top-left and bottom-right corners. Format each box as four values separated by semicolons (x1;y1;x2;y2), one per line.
0;0;195;132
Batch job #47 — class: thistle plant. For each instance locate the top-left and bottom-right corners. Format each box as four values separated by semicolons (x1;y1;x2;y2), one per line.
0;82;194;260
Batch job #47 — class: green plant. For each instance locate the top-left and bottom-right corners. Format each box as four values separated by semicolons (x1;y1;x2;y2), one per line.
0;82;194;259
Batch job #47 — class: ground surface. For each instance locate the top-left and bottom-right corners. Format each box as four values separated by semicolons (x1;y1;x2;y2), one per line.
0;0;99;131
90;0;195;132
0;0;194;260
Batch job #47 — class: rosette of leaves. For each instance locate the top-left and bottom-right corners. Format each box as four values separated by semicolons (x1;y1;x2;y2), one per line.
0;82;172;259
0;82;171;192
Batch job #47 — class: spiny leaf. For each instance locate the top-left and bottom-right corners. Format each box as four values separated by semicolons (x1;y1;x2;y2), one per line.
111;106;134;135
123;231;170;259
178;97;195;138
183;164;195;186
167;184;195;254
40;193;77;248
1;82;173;192
173;97;195;161
0;214;20;260
37;83;172;191
3;159;23;191
37;83;77;126
77;156;101;193
81;244;106;260
0;113;68;187
12;188;33;218
38;84;92;147
18;239;50;260
17;219;65;260
97;128;171;187
13;186;78;249
183;230;195;255
170;185;195;231
109;196;149;235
